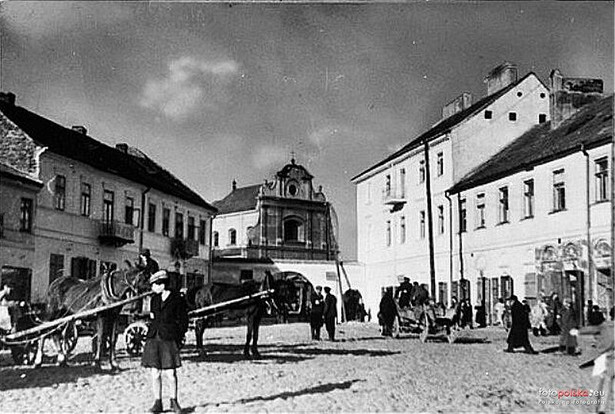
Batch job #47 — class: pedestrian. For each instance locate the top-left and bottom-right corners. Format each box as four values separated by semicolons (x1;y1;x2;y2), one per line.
530;297;549;336
309;286;325;340
138;248;160;279
559;298;579;355
141;270;189;414
323;286;337;341
410;282;420;306
379;288;398;337
588;305;606;326
494;297;506;326
461;299;473;329
548;292;562;335
504;295;538;354
578;320;614;414
396;277;412;309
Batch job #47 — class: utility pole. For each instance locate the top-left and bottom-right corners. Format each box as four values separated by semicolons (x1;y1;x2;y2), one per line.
424;140;437;298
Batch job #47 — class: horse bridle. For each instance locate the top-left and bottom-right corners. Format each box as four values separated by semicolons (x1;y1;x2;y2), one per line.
102;269;142;303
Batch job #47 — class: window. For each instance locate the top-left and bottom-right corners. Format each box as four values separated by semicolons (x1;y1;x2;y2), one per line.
385;174;391;196
125;196;135;225
240;269;254;281
80;183;91;216
199;219;206;245
284;218;304;242
213;231;219;247
400;169;406;198
70;257;96;280
1;266;32;302
20;198;33;232
437;205;444;234
436;152;444;176
228;228;237;245
49;254;64;284
523;179;534;218
484;110;493;120
400;216;406;244
54;175;66;210
187;216;196;240
162;208;170;236
553;169;566;211
476;193;485;228
419;159;425;183
148;203;156;232
103;190;114;222
509;112;517;121
538;114;547;124
498;187;509;223
175;212;184;239
0;213;4;238
419;211;425;239
595;158;609;202
459;199;467;233
386;220;391;246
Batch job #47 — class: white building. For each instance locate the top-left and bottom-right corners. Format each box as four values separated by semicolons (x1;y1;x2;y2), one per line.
448;76;612;323
352;63;550;314
0;92;217;302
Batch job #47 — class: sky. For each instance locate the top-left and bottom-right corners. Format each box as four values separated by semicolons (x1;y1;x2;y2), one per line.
0;1;613;260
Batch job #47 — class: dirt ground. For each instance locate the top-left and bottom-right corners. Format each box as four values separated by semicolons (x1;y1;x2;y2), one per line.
0;322;611;413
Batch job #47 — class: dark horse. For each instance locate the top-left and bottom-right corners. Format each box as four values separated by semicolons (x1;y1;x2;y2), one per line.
34;264;149;370
187;272;294;359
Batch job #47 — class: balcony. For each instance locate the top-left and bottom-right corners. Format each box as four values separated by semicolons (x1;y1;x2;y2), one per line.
382;189;407;212
98;220;135;247
171;238;199;259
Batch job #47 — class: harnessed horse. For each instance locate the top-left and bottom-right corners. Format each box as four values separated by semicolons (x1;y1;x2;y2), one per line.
187;272;294;359
34;265;149;370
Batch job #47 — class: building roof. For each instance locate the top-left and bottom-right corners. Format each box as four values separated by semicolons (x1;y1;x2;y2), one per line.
351;72;542;182
0;100;216;212
449;94;613;194
0;161;43;187
213;184;261;214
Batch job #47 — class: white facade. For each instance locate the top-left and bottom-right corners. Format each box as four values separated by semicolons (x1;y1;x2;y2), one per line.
212;210;259;252
353;71;550;314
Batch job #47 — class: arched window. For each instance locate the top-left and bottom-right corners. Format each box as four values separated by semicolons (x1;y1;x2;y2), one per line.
228;228;237;245
284;218;304;243
213;231;219;247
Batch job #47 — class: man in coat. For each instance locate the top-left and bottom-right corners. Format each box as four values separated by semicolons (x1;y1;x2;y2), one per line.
505;295;538;354
379;288;398;337
309;286;325;340
138;248;160;279
323;286;338;341
396;277;412;309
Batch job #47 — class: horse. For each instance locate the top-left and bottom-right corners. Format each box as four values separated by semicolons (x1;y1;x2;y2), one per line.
34;264;149;370
186;272;294;359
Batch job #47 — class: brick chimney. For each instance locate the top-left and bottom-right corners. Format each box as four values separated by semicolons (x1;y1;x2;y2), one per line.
484;62;518;96
0;92;16;105
442;92;473;120
71;125;88;135
549;69;604;129
115;143;129;153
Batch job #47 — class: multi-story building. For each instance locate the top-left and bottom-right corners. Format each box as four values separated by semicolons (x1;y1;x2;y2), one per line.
0;92;217;302
352;62;550;314
211;159;363;320
448;73;612;323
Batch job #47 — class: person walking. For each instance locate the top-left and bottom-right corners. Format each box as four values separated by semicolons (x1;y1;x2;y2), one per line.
379;288;398;337
138;248;160;278
494;298;506;326
142;270;189;414
396;277;412;309
505;295;538;354
530;297;549;336
559;298;579;355
309;286;325;340
323;286;337;341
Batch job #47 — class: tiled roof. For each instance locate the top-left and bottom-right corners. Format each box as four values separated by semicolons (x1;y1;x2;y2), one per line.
213;184;261;214
0;161;42;186
449;94;613;194
351;73;542;182
0;101;216;212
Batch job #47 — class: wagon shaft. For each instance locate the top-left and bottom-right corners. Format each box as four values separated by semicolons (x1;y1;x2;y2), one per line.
188;289;274;319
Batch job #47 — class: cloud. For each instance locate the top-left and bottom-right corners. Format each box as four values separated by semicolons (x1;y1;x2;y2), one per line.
308;126;344;151
139;56;239;120
252;145;289;170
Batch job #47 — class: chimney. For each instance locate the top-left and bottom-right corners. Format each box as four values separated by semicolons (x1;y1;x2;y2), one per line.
484;62;518;95
442;92;473;120
71;125;88;135
115;143;129;153
549;69;603;129
232;179;237;191
0;92;16;106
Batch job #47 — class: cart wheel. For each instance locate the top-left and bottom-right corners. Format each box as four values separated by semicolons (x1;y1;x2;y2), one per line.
61;322;78;355
124;321;148;356
419;314;429;343
447;324;459;344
